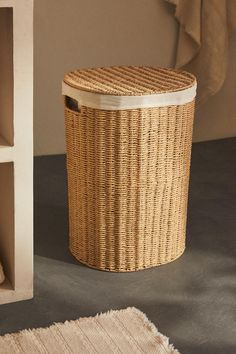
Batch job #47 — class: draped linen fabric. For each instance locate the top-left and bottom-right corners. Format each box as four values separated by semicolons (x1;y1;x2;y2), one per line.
166;0;236;103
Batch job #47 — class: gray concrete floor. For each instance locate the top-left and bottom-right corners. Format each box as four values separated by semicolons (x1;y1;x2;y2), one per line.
0;138;236;354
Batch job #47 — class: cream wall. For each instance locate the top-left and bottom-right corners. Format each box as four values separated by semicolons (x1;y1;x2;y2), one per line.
34;0;236;156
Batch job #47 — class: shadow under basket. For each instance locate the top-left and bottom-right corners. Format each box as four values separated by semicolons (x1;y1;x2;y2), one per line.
63;66;196;272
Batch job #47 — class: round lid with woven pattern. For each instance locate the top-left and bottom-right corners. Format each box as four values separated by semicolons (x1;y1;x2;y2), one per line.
64;66;196;96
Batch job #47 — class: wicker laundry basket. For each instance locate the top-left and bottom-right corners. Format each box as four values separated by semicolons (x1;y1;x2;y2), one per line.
62;66;196;272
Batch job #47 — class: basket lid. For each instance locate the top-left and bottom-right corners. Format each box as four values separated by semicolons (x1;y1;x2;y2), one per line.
63;66;197;110
63;66;196;96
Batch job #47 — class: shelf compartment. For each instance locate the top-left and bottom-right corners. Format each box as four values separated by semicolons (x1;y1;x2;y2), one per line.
0;135;10;147
0;277;30;305
0;0;33;305
0;135;14;163
0;162;14;290
0;7;13;147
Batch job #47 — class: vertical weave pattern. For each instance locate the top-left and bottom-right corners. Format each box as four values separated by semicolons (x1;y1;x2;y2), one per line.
64;100;195;272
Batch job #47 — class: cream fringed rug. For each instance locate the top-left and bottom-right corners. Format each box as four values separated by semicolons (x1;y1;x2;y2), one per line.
0;307;180;353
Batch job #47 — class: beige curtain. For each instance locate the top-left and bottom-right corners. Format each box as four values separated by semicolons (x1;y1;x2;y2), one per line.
166;0;236;103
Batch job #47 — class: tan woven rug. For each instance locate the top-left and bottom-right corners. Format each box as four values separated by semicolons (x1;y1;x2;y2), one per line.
0;307;180;353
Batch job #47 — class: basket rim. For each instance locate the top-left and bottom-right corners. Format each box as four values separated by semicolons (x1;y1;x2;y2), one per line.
62;80;197;110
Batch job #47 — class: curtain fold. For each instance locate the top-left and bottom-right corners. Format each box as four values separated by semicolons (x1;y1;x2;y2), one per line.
166;0;236;103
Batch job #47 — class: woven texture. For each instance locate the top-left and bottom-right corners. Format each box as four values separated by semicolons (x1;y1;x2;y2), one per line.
64;66;195;95
64;66;196;272
0;307;180;353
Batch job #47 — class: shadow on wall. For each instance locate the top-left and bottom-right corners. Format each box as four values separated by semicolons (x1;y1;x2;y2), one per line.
193;33;236;142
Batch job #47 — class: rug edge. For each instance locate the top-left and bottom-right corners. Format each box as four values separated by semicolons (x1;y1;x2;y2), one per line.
0;307;180;354
122;307;180;354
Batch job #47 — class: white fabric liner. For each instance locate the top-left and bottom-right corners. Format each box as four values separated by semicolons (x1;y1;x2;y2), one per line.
62;81;197;110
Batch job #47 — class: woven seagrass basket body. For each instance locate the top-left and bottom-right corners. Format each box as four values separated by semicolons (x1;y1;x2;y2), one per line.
63;66;196;272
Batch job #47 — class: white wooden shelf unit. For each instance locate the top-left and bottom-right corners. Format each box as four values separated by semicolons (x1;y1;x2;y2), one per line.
0;0;33;305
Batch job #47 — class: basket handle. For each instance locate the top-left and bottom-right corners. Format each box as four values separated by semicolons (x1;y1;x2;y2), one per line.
65;96;81;113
